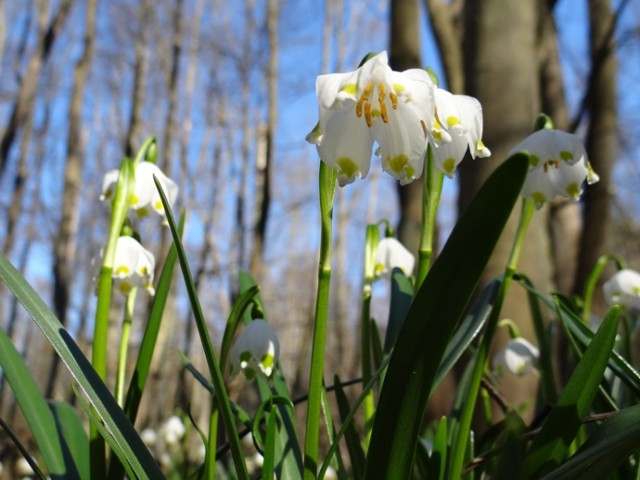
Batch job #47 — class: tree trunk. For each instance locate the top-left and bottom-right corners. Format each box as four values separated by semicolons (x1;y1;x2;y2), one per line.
389;0;424;256
0;0;72;178
461;0;551;423
48;0;97;398
124;0;151;157
573;0;618;312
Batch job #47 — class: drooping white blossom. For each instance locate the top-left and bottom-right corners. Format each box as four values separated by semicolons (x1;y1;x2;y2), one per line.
100;161;179;218
493;337;539;377
374;237;415;278
161;415;186;446
510;129;599;208
603;269;640;312
306;51;436;186
230;319;280;380
112;236;156;295
430;88;491;178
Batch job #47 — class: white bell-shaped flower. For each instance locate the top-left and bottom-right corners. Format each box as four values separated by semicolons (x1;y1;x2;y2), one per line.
160;415;186;446
307;51;436;186
430;88;491;178
100;161;179;218
493;337;539;377
112;236;156;295
374;237;415;278
510;129;599;208
230;320;280;380
603;269;640;312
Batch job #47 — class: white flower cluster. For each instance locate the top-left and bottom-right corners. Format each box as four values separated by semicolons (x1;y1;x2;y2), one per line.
306;51;490;187
100;159;178;296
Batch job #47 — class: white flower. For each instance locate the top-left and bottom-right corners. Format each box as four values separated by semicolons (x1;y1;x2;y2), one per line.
374;237;415;278
100;161;179;218
113;236;156;295
510;129;599;208
307;51;435;186
140;428;158;447
603;269;640;312
430;88;491;178
230;320;280;380
493;337;539;377
161;415;186;446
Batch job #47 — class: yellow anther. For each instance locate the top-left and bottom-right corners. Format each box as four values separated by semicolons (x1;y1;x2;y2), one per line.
364;103;372;127
356;83;373;118
380;102;388;123
420;120;427;138
389;91;398;110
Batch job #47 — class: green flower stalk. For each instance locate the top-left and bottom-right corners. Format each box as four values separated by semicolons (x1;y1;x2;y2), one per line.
115;288;137;407
583;254;626;323
448;197;536;479
303;162;336;479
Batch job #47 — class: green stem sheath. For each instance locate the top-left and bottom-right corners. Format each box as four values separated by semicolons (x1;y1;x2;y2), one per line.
415;147;444;293
448;198;535;479
115;288;137;407
303;163;336;479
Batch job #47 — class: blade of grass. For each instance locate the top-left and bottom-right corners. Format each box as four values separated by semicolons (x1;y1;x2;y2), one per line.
154;175;249;479
49;401;90;480
523;306;621;478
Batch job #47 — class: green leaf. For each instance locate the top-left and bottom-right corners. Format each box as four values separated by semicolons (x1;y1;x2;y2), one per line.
262;409;277;480
432;278;500;392
523;306;621;478
334;375;365;479
383;268;413;353
154;176;249;479
49;401;90;480
541;404;640;480
0;253;164;479
0;328;68;478
425;417;448;480
122;210;184;424
363;153;529;479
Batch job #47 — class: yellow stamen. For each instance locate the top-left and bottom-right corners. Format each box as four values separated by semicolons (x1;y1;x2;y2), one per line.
356;83;373;118
364;103;372;127
380;102;388;123
389;91;398;110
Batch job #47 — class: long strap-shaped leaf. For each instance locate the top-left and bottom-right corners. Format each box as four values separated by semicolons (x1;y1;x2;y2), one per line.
0;328;69;478
541;403;640;480
363;153;529;479
523;305;621;478
153;175;249;479
0;253;164;479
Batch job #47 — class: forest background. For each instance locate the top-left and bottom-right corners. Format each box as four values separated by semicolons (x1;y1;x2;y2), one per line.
0;0;639;456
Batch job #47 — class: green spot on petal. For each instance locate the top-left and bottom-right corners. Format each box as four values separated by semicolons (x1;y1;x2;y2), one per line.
136;207;149;218
130;194;139;206
386;155;409;174
261;353;275;371
566;182;581;199
371;109;381;118
239;351;251;363
559;150;573;161
405;165;415;178
442;157;456;175
341;83;357;95
392;84;406;93
115;265;130;275
531;192;546;206
120;282;132;294
446;116;461;128
529;154;540;167
336;157;359;180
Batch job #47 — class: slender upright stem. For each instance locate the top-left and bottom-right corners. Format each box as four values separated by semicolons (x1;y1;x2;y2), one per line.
582;253;625;324
415;147;444;293
91;158;133;480
448;199;535;479
115;288;137;406
303;163;336;479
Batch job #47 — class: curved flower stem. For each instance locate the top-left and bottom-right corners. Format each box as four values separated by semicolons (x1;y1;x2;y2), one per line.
415;146;444;294
303;162;336;479
448;198;535;479
115;288;137;407
582;253;626;324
